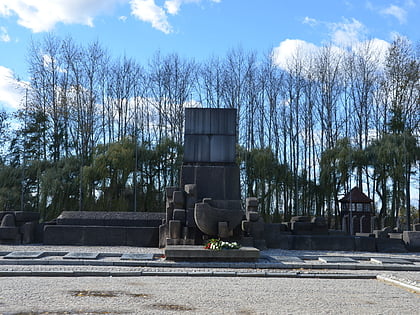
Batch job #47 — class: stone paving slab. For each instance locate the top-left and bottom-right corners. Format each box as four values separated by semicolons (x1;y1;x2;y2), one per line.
370;257;413;264
120;253;155;260
269;256;304;263
319;257;358;263
4;251;45;259
63;252;99;260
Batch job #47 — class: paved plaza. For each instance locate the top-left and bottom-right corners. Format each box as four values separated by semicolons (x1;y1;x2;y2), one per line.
0;245;419;314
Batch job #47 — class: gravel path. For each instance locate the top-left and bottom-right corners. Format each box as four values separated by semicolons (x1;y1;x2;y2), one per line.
0;275;419;314
0;245;418;314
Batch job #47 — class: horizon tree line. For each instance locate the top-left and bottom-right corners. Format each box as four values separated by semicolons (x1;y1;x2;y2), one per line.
0;34;418;229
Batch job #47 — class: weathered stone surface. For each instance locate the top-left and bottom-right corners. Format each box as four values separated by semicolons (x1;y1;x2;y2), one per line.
43;225;84;245
319;257;357;263
218;221;230;238
246;197;258;209
19;221;36;244
64;252;99;259
373;229;388;238
169;220;181;239
376;238;407;252
403;231;420;251
55;211;165;227
194;202;243;236
370;257;413;264
355;236;376;252
246;211;259;222
14;211;40;223
184;108;236;136
173;209;186;224
180;165;241;201
0;227;19;240
121;253;155;261
172;191;185;208
164;245;259;262
4;251;44;259
1;214;16;227
291;221;313;234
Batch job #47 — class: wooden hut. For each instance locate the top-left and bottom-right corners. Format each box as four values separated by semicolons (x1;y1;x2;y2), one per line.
339;187;374;234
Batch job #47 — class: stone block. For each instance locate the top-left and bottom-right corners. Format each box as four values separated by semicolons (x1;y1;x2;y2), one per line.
165;186;178;200
196;166;224;200
246;197;258;209
185;208;196;228
55;211;165;227
184;184;197;196
388;233;403;240
373;230;388;238
246;211;259;222
311;216;327;227
0;227;19;239
173;209;186;224
355;236;376;252
84;226;126;246
376;238;407;252
172;191;185;208
183;134;210;162
164;245;259;262
19;221;37;244
264;224;292;249
292;235;312;250
180;165;195;187
218;221;230;238
311;236;355;251
184;108;236;136
169;220;181;239
159;224;167;248
126;227;159;247
43;225;85;245
1;213;16;227
291;216;311;222
403;231;420;251
14;211;40;223
209;135;236;163
291;221;313;234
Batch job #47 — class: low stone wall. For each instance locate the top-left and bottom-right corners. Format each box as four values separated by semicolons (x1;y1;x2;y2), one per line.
44;225;159;247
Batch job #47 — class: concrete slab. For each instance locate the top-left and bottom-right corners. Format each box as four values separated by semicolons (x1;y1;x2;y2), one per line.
4;251;44;259
120;253;155;261
318;257;358;263
270;256;304;263
164;245;260;262
370;257;413;264
63;252;99;260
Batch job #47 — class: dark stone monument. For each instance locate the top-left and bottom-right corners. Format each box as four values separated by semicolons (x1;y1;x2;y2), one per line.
161;108;262;260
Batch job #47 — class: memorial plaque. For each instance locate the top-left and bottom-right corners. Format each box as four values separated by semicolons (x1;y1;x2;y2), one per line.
4;251;44;259
63;252;99;260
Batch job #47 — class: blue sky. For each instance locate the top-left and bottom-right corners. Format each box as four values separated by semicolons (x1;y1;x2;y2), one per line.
0;0;419;110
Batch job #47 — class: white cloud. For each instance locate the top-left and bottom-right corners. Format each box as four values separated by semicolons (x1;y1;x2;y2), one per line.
130;0;219;32
330;18;367;47
0;0;123;32
302;16;318;27
165;0;200;15
130;0;172;34
0;66;27;110
0;26;10;42
381;4;407;24
272;39;319;70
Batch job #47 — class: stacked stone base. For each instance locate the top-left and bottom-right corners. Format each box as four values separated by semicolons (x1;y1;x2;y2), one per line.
0;211;41;244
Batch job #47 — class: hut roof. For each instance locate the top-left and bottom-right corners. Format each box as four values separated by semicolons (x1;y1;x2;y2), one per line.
339;187;373;204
